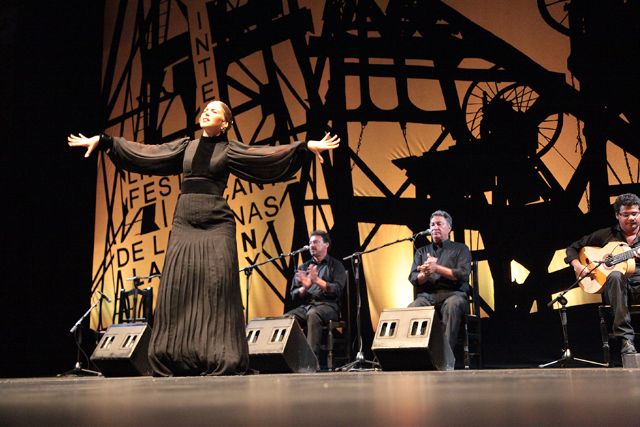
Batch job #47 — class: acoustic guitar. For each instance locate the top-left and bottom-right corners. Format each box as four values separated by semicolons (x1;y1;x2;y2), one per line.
578;242;639;293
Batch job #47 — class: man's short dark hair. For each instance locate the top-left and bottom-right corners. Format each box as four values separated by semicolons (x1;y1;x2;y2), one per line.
310;230;331;246
614;193;640;213
430;210;453;228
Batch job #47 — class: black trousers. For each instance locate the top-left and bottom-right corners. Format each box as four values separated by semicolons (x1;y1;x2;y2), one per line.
604;271;640;342
408;290;469;353
286;303;340;356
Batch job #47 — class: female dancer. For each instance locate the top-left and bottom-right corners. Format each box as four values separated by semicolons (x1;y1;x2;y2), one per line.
68;100;339;376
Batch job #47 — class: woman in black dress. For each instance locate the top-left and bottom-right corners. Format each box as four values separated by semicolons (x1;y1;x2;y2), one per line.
68;100;339;376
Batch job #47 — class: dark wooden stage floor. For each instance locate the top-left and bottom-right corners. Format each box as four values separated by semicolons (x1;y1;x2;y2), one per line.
2;368;640;426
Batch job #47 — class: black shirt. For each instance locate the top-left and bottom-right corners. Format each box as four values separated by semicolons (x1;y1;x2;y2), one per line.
290;255;347;307
409;239;472;294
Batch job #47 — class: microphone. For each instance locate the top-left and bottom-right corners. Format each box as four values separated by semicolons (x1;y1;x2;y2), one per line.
96;290;112;303
591;256;614;267
283;245;310;257
413;229;431;238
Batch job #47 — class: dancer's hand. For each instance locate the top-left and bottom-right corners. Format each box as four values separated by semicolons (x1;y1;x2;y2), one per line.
307;133;340;164
67;133;100;158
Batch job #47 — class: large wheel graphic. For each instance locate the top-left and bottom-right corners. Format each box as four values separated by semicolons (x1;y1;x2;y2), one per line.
537;0;571;36
462;81;563;158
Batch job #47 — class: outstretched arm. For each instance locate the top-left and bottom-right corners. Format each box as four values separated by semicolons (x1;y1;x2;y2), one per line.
227;133;340;183
67;133;100;158
68;133;190;175
307;133;340;164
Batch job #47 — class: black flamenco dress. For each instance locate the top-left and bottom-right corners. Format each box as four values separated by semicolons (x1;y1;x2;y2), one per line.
100;133;307;376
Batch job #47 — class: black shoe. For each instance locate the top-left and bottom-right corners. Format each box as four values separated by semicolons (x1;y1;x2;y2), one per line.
621;339;637;355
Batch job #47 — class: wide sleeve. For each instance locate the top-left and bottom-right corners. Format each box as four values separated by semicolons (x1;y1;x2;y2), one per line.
226;139;308;183
100;134;191;176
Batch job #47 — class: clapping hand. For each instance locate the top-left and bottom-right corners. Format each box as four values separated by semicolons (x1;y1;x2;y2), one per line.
295;269;313;289
419;255;439;275
307;264;319;284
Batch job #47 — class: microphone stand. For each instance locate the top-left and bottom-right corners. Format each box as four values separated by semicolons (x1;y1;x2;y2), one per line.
337;232;421;371
59;295;106;376
239;247;307;324
539;261;608;368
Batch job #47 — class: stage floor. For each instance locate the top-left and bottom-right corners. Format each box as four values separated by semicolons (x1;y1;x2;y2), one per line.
2;368;640;426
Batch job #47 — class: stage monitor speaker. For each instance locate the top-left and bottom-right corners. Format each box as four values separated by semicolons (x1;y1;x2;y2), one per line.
371;307;454;371
90;323;152;377
246;316;318;373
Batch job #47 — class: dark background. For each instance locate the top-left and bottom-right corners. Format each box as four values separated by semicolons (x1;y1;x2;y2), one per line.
1;1;103;377
0;1;617;377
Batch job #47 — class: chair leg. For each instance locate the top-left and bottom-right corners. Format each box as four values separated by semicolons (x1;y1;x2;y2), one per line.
598;307;611;367
327;323;334;371
463;321;470;369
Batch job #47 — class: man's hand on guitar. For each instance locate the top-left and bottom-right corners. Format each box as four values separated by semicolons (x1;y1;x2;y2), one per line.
571;260;595;281
576;242;636;294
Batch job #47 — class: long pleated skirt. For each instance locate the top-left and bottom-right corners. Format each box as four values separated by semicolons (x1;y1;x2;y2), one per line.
148;193;249;376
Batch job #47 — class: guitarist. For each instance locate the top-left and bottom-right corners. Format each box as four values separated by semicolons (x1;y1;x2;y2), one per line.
565;193;640;355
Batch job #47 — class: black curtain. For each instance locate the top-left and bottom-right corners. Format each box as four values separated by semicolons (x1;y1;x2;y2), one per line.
0;0;103;377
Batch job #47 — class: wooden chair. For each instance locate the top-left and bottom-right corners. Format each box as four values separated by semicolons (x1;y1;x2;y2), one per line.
117;286;154;326
321;276;352;371
598;303;640;366
462;260;482;369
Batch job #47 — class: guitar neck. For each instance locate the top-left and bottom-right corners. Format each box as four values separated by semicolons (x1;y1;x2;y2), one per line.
609;248;636;265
